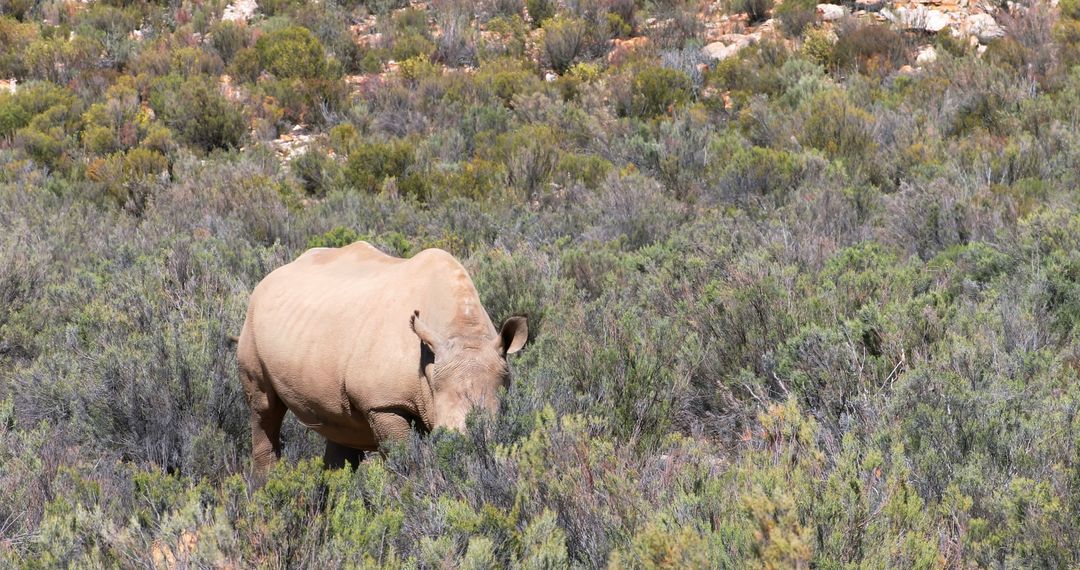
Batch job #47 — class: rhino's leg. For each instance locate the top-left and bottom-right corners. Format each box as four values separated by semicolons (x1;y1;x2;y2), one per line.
245;373;286;476
323;440;363;470
367;410;412;445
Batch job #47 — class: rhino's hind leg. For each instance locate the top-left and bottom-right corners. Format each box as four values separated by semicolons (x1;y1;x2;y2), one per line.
243;370;287;477
323;440;363;470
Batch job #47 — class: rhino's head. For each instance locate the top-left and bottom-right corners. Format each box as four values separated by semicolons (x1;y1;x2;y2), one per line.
410;310;528;432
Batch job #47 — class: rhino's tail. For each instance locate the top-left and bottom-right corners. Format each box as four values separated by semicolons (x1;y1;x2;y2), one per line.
226;334;240;345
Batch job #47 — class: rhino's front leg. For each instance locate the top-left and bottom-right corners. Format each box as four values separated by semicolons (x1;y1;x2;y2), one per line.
367;410;412;446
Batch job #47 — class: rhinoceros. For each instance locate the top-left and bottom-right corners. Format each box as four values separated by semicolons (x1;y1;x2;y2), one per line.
237;241;528;473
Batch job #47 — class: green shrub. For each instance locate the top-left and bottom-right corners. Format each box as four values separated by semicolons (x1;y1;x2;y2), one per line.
356;46;390;73
229;47;262;82
398;54;439;83
734;0;774;24
261;77;348;125
526;0;554;27
610;518;713;568
328;123;359;155
255;25;329;79
155;76;247;152
476;57;540;104
87;147;168;211
24;35;101;84
800;90;877;162
542;16;587;73
715;145;803;204
259;0;305;17
0;82;79;140
831;21;908;75
801;25;837;68
775;0;818;37
555;152;613;189
0;16;36;77
211;20;249;65
1062;0;1080;21
391;31;436;61
388;8;435;60
485;0;524;19
0;96;30;138
496;124;559;196
438;158;508;201
16;126;65;167
291;149;340;196
343;138;415;193
307;226;364;248
0;0;36;20
627;65;692;118
482;14;529;57
392;6;429;33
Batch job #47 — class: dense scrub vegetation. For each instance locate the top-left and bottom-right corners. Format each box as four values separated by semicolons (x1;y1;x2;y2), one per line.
1;0;1079;566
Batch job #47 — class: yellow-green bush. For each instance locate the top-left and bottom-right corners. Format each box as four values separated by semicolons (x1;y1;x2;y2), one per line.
255;25;329;79
624;65;693;118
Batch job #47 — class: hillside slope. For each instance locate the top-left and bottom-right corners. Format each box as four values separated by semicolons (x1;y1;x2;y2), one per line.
1;0;1079;567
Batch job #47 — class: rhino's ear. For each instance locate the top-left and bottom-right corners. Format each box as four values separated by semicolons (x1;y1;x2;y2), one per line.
496;315;528;355
410;310;448;353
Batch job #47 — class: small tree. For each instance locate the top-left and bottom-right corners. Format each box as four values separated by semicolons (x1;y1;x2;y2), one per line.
160;77;247;152
630;65;692;118
255;26;328;79
734;0;774;24
526;0;555;27
543;16;587;73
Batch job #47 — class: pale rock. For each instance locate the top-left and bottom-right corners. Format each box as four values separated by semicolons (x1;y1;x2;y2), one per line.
222;0;257;23
219;74;246;103
607;36;650;65
0;78;15;94
965;13;1005;43
816;4;847;21
916;44;938;64
883;6;949;31
881;7;917;30
270;125;317;162
701;35;753;62
924;10;951;32
544;71;557;82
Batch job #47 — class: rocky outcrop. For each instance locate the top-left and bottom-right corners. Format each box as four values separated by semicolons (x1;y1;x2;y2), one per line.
817;4;848;21
964;13;1006;43
222;0;258;23
881;5;952;32
701;34;755;61
916;44;938;64
607;36;651;66
269;125;318;162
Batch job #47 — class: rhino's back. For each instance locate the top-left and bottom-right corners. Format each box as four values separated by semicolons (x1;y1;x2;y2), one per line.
238;242;481;447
